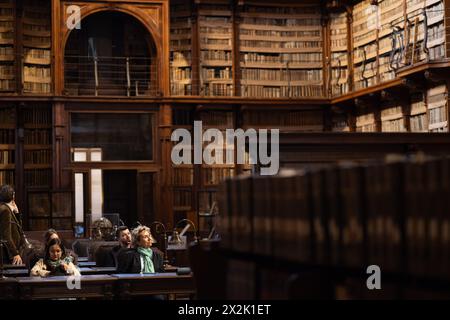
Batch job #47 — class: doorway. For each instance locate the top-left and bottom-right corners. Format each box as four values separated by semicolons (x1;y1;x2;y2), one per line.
103;170;137;228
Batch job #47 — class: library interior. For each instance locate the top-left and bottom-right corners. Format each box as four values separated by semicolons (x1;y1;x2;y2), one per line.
1;0;450;300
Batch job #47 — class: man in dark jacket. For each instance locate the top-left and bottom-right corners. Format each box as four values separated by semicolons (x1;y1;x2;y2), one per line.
0;185;24;265
95;226;131;267
117;225;163;273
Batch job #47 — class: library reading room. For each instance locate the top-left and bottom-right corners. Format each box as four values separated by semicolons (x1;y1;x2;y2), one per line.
1;0;450;302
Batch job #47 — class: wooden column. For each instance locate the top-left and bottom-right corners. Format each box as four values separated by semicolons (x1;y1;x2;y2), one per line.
322;9;330;98
191;0;200;96
346;5;354;93
158;104;173;225
53;102;71;189
232;0;242;97
52;0;62;95
15;0;23;94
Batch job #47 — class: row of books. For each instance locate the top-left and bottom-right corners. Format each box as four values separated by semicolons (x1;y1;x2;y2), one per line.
241;69;322;82
243;110;323;128
24;168;51;187
24;149;51;164
240;29;321;38
199;111;234;126
0;128;14;144
240;40;321;49
173;167;194;186
171;68;191;81
242;84;323;98
170;83;192;96
22;106;52;126
0;170;14;185
0;79;14;91
0;150;13;164
201;67;232;80
242;17;320;27
241;52;322;63
24;129;51;144
202;167;235;186
173;189;192;208
218;156;450;279
202;83;233;96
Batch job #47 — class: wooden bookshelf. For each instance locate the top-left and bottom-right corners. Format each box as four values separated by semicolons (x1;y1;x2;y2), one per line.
427;83;448;132
330;11;349;97
0;0;15;92
22;0;51;94
198;0;234;97
0;105;15;186
239;2;323;98
242;109;324;132
352;0;379;91
21;104;52;189
171;107;195;224
170;0;193;96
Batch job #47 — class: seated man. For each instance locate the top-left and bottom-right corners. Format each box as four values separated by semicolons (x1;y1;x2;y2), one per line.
117;225;163;274
95;226;131;267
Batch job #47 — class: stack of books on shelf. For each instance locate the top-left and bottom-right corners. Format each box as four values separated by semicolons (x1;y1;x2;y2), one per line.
170;1;193;96
410;91;427;132
329;11;349;96
0;106;15;185
22;0;51;94
356;107;377;132
352;0;378;91
242;109;323;132
239;1;323;98
22;104;52;187
218;155;450;298
427;83;448;132
378;0;403;81
425;0;445;61
0;0;15;92
380;100;406;132
198;0;234;96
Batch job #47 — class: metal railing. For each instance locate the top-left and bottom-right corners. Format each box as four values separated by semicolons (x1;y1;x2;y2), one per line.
64;55;158;97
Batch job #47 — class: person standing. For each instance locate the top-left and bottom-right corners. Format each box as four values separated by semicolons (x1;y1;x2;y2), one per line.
0;185;24;265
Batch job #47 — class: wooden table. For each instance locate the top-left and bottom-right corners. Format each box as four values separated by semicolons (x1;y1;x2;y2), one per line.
3;269;28;277
17;275;116;300
80;267;117;275
0;277;18;299
112;272;196;299
78;261;96;267
3;264;26;270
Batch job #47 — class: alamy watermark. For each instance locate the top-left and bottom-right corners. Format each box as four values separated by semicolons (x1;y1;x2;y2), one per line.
171;121;280;176
66;5;81;30
66;275;81;290
366;265;381;290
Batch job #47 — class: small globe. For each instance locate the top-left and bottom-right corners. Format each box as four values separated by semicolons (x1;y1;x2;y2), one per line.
91;217;113;240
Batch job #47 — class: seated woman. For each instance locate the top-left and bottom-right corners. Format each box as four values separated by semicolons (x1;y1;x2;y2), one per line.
26;229;78;271
117;225;163;274
30;238;80;277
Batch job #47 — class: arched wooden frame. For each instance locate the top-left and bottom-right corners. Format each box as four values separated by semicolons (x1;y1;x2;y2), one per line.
58;3;166;96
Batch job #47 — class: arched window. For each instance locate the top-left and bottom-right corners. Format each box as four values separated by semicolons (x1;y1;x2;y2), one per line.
64;11;157;96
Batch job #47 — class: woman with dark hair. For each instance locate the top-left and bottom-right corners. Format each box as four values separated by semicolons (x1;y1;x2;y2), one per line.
26;228;78;271
44;228;59;244
30;238;80;277
0;184;24;265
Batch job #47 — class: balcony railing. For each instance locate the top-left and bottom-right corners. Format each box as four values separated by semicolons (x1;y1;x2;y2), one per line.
64;55;158;97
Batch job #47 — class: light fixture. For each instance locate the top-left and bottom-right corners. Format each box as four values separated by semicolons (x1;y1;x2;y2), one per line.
170;218;199;245
150;221;170;268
